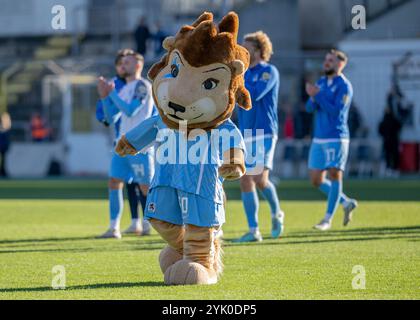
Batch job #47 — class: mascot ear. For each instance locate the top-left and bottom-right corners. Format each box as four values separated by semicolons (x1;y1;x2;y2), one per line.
218;12;239;42
162;36;175;51
236;86;252;111
191;12;213;27
231;60;245;76
148;54;168;81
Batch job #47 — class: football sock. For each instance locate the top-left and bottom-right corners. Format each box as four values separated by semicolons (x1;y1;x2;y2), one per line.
260;181;281;217
241;191;259;230
318;179;350;204
325;180;342;221
138;188;147;216
126;183;139;220
109;189;123;230
131;218;140;226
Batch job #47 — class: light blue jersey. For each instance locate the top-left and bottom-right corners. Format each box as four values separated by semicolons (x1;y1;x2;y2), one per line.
305;74;353;140
237;62;280;173
103;78;156;184
95;76;125;137
306;74;353;171
237;62;280;137
125;116;245;204
125;116;245;227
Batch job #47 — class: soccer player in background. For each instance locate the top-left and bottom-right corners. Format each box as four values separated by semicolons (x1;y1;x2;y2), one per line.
235;31;284;242
305;49;358;231
97;52;156;239
95;49;149;236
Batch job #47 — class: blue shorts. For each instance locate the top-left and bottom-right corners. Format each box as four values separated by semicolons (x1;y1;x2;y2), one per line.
109;151;154;184
145;186;225;228
308;140;349;171
244;136;277;174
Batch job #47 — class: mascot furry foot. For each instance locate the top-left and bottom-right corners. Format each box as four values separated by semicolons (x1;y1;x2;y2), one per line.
159;246;183;274
149;219;184;273
163;224;222;285
164;260;217;285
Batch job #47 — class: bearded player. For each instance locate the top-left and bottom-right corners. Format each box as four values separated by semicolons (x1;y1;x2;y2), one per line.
95;49;150;236
305;49;358;231
97;52;155;238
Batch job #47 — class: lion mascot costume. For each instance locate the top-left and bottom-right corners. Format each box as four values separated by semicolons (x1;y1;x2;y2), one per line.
116;11;251;285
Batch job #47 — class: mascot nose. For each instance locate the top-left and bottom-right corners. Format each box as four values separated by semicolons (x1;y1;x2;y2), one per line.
168;101;186;113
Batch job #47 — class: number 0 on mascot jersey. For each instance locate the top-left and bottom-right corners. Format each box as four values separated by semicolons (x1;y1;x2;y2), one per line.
116;11;252;285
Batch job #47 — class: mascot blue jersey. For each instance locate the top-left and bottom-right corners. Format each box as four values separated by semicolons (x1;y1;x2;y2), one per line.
125;115;245;204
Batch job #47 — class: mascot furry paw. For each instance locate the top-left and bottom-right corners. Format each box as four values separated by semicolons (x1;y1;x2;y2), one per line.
116;11;251;285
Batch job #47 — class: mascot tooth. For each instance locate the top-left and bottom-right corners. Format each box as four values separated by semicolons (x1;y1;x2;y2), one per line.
115;11;251;285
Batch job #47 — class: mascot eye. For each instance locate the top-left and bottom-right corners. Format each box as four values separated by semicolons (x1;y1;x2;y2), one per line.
171;64;179;78
202;78;219;90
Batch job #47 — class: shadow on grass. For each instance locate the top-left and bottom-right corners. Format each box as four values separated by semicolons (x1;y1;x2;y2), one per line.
0;236;98;245
224;225;420;247
0;281;165;293
284;225;420;239
224;235;420;247
0;236;166;254
0;235;166;245
0;244;164;255
1;226;419;253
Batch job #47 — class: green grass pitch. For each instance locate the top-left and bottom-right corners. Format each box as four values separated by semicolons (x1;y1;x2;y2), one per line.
0;179;419;300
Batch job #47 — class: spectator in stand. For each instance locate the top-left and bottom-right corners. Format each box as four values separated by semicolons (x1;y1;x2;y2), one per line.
153;22;167;57
387;84;404;121
30;113;50;142
134;16;150;56
294;101;313;139
378;106;402;177
283;103;295;139
348;102;362;138
0;112;11;177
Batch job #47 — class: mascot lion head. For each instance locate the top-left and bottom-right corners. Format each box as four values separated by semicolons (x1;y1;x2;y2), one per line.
147;11;252;131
